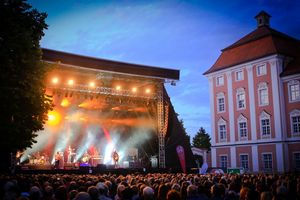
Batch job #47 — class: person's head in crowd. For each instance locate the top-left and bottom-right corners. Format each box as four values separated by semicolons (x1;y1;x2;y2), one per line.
166;189;181;200
260;191;273;200
158;184;169;200
211;183;225;199
87;186;99;200
116;184;126;200
224;190;238;200
143;186;154;200
239;187;250;200
171;184;180;192
122;187;133;200
96;182;108;196
43;185;54;200
187;184;198;198
245;188;259;200
73;192;91;200
69;190;79;200
55;185;68;200
29;186;42;200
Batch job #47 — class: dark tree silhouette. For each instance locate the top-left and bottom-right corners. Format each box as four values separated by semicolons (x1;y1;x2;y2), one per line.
0;0;52;172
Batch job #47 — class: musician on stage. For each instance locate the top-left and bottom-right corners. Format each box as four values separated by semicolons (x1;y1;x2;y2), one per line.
54;151;60;169
112;149;119;168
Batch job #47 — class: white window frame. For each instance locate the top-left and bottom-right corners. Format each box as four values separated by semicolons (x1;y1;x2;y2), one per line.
216;92;225;113
293;152;300;170
216;75;224;86
238;114;248;141
218;118;227;143
236;88;246;110
262;153;273;171
257;63;267;76
235;70;244;81
219;154;228;168
288;80;300;103
290;109;300;136
260;111;271;139
258;82;269;106
239;154;249;170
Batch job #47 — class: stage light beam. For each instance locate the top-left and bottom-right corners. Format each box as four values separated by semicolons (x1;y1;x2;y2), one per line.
145;88;151;94
89;82;95;88
132;87;137;93
61;98;70;107
52;77;59;84
116;85;121;91
68;79;74;86
47;110;61;126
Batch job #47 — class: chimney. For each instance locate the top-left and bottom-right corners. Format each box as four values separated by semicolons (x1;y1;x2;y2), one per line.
255;11;271;28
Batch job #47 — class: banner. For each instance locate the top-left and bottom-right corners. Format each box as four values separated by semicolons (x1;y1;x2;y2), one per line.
176;145;186;173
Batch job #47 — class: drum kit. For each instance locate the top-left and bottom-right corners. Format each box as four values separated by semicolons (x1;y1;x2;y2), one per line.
28;154;49;165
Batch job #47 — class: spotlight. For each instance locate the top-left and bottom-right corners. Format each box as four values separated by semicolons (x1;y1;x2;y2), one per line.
52;77;59;84
132;87;137;93
68;79;74;86
145;88;151;94
89;82;95;88
116;85;121;91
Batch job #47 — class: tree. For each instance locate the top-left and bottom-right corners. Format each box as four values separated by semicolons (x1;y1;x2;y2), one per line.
0;0;52;171
192;127;211;150
179;118;191;146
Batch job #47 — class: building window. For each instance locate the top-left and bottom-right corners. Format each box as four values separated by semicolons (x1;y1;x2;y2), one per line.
257;63;266;76
288;80;300;102
260;111;271;138
220;155;228;168
293;152;300;170
290;109;300;136
216;76;224;86
262;153;273;171
219;125;226;142
240;154;249;169
235;70;244;81
236;88;246;110
217;93;225;113
218;118;227;143
238;115;248;140
258;82;269;106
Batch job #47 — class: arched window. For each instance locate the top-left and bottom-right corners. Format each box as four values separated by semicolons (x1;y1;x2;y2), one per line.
218;118;227;143
216;92;225;113
260;111;271;138
288;80;300;102
238;114;248;140
236;88;246;110
258;82;269;106
290;109;300;136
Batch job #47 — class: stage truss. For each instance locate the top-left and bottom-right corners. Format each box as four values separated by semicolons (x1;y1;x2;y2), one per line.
47;80;169;168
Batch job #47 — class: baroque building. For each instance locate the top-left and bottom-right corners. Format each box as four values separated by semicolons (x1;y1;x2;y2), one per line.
204;11;300;172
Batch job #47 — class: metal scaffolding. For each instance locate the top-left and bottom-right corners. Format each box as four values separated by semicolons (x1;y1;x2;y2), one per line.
157;83;169;168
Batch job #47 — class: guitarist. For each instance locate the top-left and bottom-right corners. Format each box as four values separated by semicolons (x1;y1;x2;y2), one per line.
112;149;119;168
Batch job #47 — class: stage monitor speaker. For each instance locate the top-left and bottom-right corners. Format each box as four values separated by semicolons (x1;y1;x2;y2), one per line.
97;164;107;170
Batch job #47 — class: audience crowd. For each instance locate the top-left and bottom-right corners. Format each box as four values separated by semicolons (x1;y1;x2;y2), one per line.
1;172;300;200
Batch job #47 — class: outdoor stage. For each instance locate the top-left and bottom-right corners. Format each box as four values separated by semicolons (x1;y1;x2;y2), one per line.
15;48;196;172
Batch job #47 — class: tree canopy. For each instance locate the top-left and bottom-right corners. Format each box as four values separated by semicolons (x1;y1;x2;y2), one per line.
192;127;211;150
0;0;52;156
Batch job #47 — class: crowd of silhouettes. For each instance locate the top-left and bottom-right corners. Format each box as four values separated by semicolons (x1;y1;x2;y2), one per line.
1;172;300;200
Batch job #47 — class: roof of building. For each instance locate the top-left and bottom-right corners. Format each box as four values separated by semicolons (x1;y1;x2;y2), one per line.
204;12;300;76
42;48;180;80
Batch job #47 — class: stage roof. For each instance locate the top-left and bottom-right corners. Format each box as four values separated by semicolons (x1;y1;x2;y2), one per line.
42;48;180;81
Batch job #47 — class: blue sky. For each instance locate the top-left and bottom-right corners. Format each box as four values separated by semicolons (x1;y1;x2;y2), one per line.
29;0;300;139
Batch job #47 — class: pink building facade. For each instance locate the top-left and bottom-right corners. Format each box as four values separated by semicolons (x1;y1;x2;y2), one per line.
204;11;300;172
